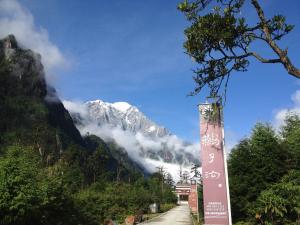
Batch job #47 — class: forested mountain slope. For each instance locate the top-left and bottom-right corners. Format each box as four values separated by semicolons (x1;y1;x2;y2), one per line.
0;34;143;181
0;35;177;225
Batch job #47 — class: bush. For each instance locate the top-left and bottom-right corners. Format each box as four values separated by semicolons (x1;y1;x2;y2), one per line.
249;170;300;225
0;145;81;225
160;203;176;213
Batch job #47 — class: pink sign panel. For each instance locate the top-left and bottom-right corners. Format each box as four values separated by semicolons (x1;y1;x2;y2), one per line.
199;104;230;225
189;181;198;213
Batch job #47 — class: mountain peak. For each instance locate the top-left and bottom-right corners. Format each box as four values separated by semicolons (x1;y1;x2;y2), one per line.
69;99;170;138
65;98;199;167
87;99;137;113
111;102;132;113
1;34;18;49
88;99;104;104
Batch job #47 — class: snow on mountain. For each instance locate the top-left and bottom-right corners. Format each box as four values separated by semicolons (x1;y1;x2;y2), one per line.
84;100;170;138
63;99;200;177
111;102;132;112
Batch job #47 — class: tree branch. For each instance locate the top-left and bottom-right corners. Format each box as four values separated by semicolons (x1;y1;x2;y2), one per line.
250;52;281;63
251;0;300;78
246;23;262;32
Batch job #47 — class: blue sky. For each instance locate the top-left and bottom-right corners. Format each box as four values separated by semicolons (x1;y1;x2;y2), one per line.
3;0;300;146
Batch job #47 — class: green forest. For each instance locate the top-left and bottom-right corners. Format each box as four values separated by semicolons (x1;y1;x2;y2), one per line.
227;115;300;225
0;144;176;225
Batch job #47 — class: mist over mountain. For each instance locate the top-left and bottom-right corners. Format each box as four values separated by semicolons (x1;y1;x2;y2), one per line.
63;99;200;179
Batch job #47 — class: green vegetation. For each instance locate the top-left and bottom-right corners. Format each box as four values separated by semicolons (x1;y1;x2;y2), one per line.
228;114;300;224
0;145;78;225
0;36;177;225
0;145;177;225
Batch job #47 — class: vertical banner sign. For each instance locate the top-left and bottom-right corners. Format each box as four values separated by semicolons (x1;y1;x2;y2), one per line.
189;180;198;214
199;103;231;225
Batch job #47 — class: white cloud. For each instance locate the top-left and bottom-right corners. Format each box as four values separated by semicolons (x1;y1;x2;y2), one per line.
0;0;68;79
62;100;89;118
224;129;239;152
135;132;162;150
273;90;300;128
142;158;192;183
291;90;300;106
273;90;300;129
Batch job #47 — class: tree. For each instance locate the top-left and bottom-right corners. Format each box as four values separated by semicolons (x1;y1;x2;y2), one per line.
0;145;80;225
86;146;109;184
280;113;300;170
156;166;166;193
165;173;175;187
0;145;42;225
191;164;201;179
251;170;300;225
178;0;300;97
228;139;254;220
228;123;287;221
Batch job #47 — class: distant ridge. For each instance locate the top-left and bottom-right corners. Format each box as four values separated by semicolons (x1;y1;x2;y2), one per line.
64;99;200;168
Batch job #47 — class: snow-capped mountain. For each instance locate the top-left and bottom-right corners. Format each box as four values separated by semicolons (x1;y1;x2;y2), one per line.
63;99;200;171
84;100;169;138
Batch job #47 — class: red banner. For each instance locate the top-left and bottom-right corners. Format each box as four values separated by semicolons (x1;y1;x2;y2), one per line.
199;103;231;225
189;180;198;214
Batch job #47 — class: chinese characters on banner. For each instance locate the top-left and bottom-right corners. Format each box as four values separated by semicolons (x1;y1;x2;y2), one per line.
199;103;231;225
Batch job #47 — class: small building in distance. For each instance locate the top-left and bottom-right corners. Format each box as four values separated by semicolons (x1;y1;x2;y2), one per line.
175;180;198;214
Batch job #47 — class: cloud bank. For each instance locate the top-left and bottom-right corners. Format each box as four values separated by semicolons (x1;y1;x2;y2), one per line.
63;100;200;181
0;0;68;78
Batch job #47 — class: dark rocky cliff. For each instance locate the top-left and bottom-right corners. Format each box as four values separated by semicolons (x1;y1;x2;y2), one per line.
0;34;144;177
